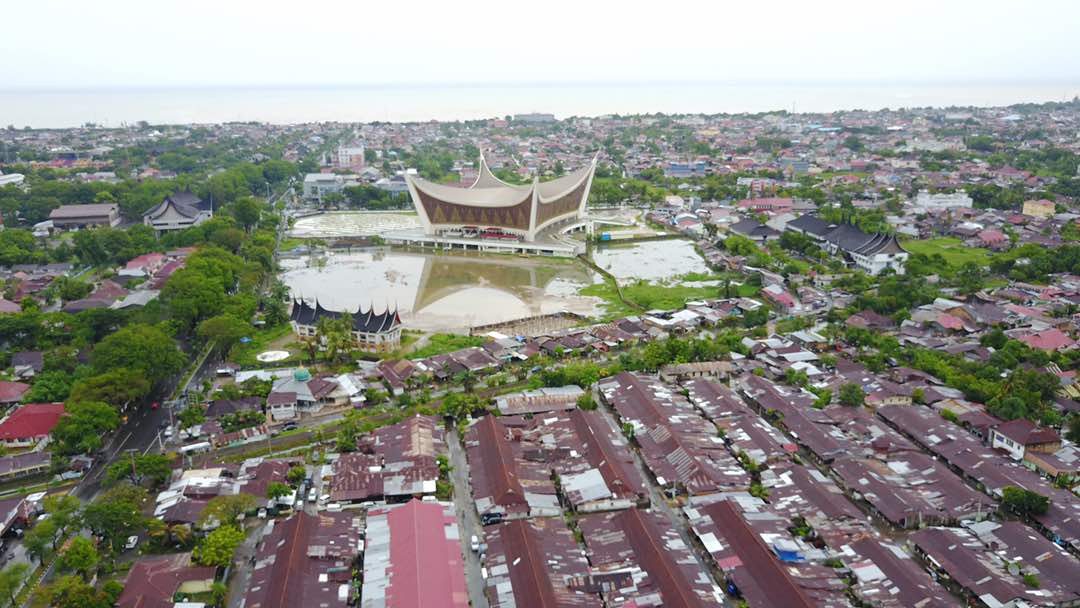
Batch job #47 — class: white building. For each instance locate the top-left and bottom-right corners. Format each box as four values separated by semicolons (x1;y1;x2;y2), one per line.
336;144;366;171
912;190;973;212
0;173;25;187
302;173;360;202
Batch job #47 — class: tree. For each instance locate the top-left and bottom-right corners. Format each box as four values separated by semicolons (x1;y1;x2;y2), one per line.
956;262;986;296
198;494;256;528
266;482;292;501
23;519;57;563
576;392;596;410
21;371;73;402
162;271;226;330
106;453;173;487
286;466;306;486
0;563;29;608
838;383;866;407
1066;416;1080;444
82;484;146;552
197;314;250;355
44;575;115;608
68;368;152;409
232;197;262;231
92;324;185;384
57;537;100;581
177;406;207;430
193;525;246;568
43;495;81;539
1002;486;1050;516
50;401;121;455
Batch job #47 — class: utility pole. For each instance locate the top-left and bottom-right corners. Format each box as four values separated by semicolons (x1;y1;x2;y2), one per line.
127;449;138;484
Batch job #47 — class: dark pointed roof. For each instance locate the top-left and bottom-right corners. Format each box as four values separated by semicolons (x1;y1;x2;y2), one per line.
290;299;401;334
143;190;211;220
786;214;834;237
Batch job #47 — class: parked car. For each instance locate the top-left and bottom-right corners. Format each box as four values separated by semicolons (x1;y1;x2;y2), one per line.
470;535;480;552
481;512;504;526
125;536;139;550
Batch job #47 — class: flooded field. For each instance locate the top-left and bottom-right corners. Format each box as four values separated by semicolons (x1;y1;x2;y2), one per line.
289;211;421;238
591;239;710;284
280;250;603;332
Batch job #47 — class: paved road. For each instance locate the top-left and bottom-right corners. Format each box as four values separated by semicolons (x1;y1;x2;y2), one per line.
447;427;488;608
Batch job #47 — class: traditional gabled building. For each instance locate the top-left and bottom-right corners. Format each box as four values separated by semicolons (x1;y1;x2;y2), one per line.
289;299;402;352
142;191;213;232
785;214;908;275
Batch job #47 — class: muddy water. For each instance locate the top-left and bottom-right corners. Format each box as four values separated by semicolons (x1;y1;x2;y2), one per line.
289;211;421;238
279;250;603;333
591;239;710;284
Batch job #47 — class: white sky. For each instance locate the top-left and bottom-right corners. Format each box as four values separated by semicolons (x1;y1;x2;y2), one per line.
4;0;1079;90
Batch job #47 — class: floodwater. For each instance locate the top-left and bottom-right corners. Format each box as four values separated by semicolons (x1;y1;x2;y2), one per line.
279;250;602;332
591;239;710;284
289;211;421;238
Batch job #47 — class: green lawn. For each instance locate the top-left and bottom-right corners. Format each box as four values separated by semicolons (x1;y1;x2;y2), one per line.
409;333;487;359
904;237;991;267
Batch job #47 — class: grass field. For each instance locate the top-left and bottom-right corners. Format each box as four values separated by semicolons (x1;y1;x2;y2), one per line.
904;237;992;267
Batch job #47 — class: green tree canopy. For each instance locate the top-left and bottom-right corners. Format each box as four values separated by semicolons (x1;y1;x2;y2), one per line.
57;537;100;581
193;525;246;568
50;401;121;455
92;323;185;384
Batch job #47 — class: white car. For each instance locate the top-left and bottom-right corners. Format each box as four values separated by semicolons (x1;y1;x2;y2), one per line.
163;426;174;438
307;489;318;502
125;535;139;550
470;535;480;552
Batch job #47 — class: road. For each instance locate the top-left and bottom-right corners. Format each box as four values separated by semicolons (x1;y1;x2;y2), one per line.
447;427;488;608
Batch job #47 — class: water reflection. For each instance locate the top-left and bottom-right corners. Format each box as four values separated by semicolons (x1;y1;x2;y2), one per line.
279;250;602;332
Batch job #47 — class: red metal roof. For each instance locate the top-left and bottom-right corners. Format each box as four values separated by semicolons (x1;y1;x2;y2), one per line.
0;403;65;440
383;500;468;608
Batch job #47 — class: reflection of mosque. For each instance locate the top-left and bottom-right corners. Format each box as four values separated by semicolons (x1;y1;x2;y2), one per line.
410;253;593;316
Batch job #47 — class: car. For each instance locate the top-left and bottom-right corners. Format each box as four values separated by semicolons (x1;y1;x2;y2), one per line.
307;489;318;502
282;422;298;432
150;402;159;410
125;536;139;550
481;512;503;526
470;535;480;552
163;427;174;438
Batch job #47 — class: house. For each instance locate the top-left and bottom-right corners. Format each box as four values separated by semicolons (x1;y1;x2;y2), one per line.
360;500;469;608
1016;328;1075;352
117;553;216;608
245;511;363;608
267;368;348;420
1022;199;1056;219
728;219;779;243
10;351;43;379
121;253;167;278
0;381;31;406
47;203;120;230
990;419;1061;461
0;403;66;447
0;451;51;481
143;191;213;232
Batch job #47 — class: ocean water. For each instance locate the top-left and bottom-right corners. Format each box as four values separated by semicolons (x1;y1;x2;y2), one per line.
1;81;1078;128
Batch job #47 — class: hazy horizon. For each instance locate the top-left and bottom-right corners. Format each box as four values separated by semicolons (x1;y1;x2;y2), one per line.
4;0;1080;91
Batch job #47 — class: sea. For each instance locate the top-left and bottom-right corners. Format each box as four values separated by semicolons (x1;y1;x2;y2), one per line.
1;81;1078;128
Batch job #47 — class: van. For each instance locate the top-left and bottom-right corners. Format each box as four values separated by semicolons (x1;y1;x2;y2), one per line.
307;488;318;502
